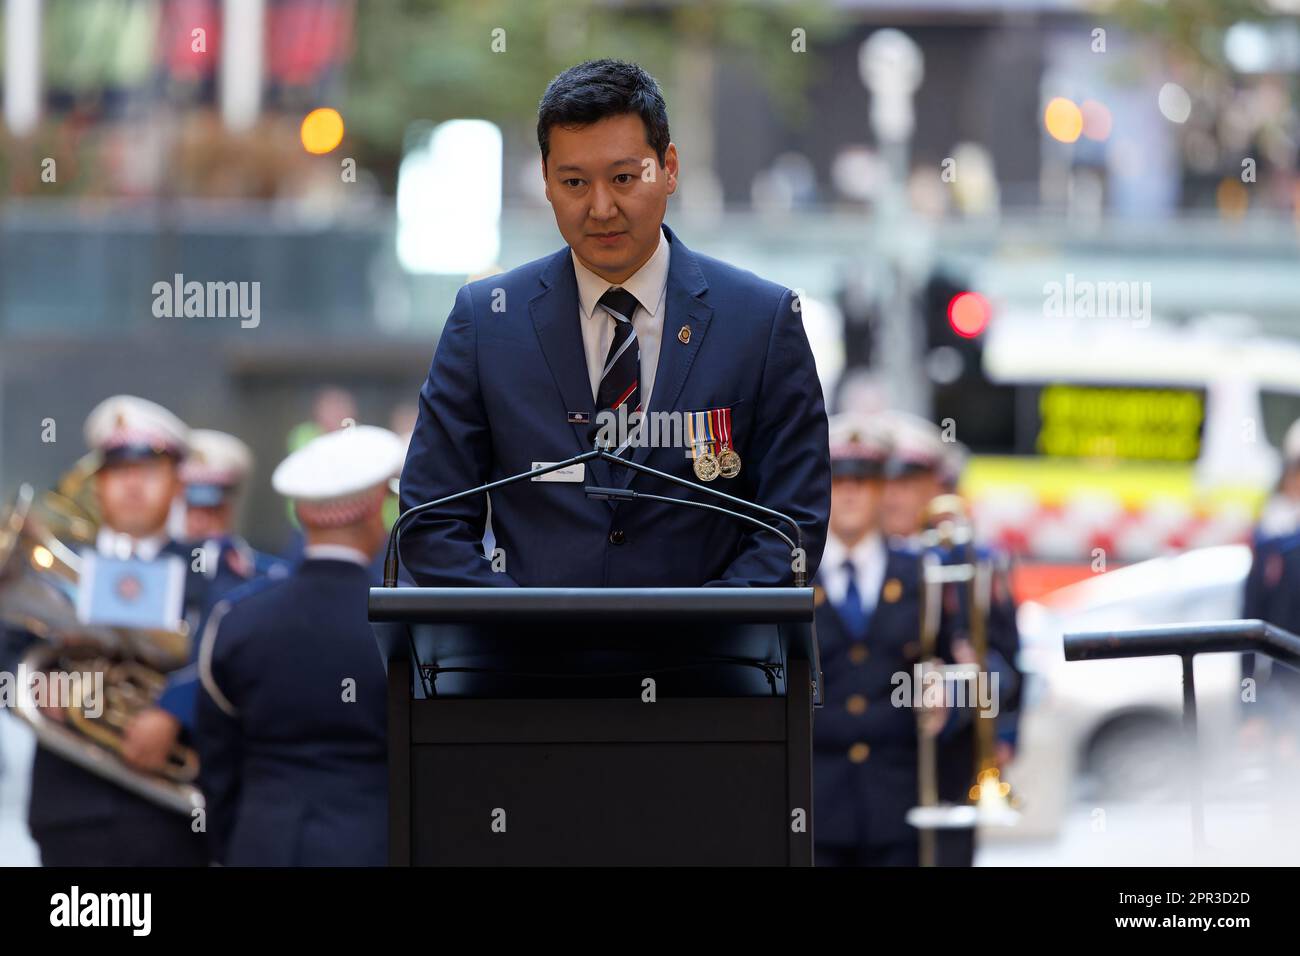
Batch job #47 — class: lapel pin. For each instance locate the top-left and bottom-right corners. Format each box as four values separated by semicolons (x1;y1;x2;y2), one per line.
567;411;591;424
678;325;691;344
882;578;903;603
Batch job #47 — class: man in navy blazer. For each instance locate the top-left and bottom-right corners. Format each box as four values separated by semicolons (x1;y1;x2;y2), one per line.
399;59;829;588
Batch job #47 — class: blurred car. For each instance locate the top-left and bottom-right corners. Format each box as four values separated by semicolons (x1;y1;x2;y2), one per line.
1001;544;1252;838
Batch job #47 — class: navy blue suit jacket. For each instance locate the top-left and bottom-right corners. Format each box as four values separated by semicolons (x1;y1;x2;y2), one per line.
398;223;830;588
195;558;388;866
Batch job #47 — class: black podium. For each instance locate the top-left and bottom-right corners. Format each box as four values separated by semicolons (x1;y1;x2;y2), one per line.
369;586;821;866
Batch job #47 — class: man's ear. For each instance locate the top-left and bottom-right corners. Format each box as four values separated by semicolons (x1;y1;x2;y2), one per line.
541;157;552;203
663;143;679;195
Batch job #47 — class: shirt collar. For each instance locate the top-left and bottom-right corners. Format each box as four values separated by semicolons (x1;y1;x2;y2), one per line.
572;226;669;322
96;526;168;561
303;543;372;568
821;530;885;574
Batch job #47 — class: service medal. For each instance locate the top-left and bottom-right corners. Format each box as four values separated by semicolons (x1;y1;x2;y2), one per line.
694;450;721;481
713;406;741;478
718;447;741;479
687;409;721;481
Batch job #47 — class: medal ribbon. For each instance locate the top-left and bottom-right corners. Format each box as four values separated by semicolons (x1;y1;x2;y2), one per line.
686;410;706;459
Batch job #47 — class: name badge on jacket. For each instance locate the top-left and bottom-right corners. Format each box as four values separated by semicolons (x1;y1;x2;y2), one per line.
531;462;586;482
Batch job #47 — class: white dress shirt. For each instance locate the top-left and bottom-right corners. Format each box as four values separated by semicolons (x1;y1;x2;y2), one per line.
571;227;671;413
819;531;887;613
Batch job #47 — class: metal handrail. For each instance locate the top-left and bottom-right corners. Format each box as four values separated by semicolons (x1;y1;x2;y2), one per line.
1064;618;1300;667
1063;618;1300;856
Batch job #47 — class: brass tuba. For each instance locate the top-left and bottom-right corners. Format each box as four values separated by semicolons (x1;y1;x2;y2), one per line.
906;494;1017;865
0;475;203;815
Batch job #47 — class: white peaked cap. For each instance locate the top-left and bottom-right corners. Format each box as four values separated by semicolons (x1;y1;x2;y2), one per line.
84;395;190;459
181;429;254;486
272;425;405;528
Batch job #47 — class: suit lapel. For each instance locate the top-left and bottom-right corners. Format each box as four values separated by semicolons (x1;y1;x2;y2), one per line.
624;224;712;485
527;224;712;496
528;248;614;490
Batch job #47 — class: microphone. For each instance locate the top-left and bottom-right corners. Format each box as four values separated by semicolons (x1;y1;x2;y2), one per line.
382;450;600;587
584;485;804;586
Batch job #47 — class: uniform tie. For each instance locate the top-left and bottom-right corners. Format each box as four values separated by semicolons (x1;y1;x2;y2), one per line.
838;558;872;639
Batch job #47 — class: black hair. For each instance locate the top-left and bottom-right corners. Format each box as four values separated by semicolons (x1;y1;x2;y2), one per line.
537;59;670;168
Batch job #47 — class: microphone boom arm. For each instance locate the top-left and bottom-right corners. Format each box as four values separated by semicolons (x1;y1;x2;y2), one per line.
384;445;809;588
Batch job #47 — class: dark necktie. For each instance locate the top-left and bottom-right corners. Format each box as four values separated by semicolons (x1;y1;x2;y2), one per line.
838;558;872;640
595;286;642;419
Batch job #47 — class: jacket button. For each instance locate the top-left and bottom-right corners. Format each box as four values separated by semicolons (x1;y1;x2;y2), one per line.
848;742;871;763
609;530;625;545
846;694;868;715
849;644;868;665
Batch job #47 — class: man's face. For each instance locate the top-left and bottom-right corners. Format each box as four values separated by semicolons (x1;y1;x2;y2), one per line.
881;471;942;538
96;458;181;538
542;112;678;284
185;500;233;541
830;476;883;544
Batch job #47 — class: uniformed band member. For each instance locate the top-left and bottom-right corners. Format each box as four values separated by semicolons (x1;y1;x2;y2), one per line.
881;409;1024;775
28;395;209;866
195;425;402;865
813;415;931;866
922;499;1023;867
812;414;1019;867
181;428;290;602
1241;419;1300;735
878;411;947;541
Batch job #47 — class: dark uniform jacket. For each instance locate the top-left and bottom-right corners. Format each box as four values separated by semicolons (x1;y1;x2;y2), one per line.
1242;529;1300;714
26;538;211;865
813;545;1021;854
195;557;388;866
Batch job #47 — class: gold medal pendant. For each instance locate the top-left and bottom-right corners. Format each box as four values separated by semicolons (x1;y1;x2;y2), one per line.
694;450;721;481
718;446;741;478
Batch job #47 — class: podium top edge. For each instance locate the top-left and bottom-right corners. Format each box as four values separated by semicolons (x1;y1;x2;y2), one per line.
368;586;815;623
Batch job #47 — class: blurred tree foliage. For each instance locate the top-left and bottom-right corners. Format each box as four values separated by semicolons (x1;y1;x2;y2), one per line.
1107;0;1292;72
344;0;850;187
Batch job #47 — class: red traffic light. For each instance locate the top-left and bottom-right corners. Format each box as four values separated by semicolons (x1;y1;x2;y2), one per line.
947;291;990;338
